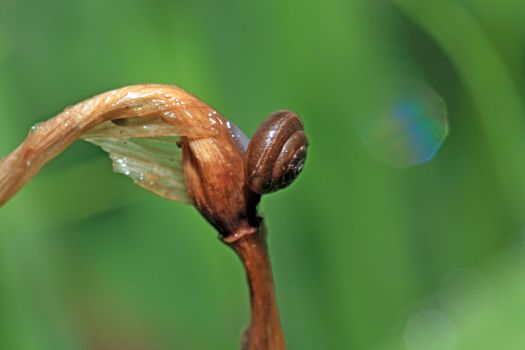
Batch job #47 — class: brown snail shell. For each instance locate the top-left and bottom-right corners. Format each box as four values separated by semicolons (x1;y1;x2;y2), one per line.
246;110;308;194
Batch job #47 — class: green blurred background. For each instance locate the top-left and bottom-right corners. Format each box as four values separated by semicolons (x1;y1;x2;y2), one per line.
2;0;525;349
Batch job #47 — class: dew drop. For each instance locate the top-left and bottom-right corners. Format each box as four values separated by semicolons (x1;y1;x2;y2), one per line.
164;111;177;120
227;120;249;152
30;123;42;133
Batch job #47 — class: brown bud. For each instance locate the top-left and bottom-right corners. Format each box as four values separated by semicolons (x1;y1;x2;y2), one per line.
181;133;259;238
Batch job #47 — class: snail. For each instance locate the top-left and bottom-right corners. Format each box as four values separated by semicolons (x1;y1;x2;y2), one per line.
246;110;308;194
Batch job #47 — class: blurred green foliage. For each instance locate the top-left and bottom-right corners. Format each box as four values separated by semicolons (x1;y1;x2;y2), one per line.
1;0;525;349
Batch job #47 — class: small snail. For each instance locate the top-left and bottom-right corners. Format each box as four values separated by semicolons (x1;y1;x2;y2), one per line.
246;110;308;194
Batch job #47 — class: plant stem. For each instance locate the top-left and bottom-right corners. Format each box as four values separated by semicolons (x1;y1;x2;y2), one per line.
225;223;286;350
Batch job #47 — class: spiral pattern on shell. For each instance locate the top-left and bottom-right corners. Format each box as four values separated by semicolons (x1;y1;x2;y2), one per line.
246;110;308;194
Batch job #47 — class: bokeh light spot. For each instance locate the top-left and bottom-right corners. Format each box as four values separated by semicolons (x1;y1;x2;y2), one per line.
404;309;457;350
356;80;448;168
438;268;490;317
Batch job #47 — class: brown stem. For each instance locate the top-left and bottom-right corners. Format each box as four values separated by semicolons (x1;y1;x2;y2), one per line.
225;223;286;350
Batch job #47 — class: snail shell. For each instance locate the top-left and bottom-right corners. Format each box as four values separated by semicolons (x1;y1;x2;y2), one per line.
246;110;308;194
